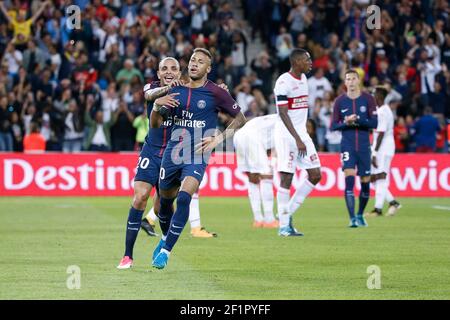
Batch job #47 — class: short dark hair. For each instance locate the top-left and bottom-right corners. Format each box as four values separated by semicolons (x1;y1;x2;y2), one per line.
193;48;213;60
374;86;388;99
289;48;308;64
345;69;359;78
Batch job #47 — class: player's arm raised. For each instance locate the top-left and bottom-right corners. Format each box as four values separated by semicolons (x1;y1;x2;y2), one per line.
150;93;180;128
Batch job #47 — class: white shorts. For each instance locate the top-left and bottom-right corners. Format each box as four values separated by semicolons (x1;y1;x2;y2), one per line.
234;129;272;175
371;153;393;175
274;130;321;173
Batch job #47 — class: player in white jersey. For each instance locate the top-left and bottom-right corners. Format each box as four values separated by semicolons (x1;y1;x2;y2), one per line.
367;86;401;217
273;48;322;236
233;114;278;228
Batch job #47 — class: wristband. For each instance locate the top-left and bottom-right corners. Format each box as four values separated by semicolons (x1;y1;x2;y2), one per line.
152;102;162;112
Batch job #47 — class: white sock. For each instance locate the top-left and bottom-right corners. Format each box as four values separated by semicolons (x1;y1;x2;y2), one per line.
288;179;315;215
260;179;275;223
146;207;158;222
375;179;387;209
248;182;263;222
277;187;291;228
161;248;170;255
189;193;201;229
385;189;394;203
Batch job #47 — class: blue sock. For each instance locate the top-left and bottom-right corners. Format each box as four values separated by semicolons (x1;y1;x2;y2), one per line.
163;191;192;252
358;182;370;216
158;196;175;238
345;176;355;219
124;207;144;258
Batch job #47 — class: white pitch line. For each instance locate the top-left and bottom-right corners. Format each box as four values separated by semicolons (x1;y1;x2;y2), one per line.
432;205;450;211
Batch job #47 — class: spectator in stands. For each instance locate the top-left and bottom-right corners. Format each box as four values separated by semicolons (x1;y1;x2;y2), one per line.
84;99;117;152
394;117;409;153
413;107;441;153
23;121;45;153
111;100;135;152
0;0;50;50
250;51;276;99
62;99;84;153
0;94;13;151
308;68;332;115
133;107;149;151
10;111;22;151
116;59;144;85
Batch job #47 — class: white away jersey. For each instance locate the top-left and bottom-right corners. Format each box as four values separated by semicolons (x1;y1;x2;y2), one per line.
240;114;277;150
273;72;309;139
373;104;395;155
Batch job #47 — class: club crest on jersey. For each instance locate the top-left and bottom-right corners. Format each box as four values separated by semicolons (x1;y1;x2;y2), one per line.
197;100;206;109
360;105;367;112
310;154;318;162
232;103;238;109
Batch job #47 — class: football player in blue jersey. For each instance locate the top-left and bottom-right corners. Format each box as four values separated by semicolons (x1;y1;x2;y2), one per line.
331;69;378;228
150;48;246;269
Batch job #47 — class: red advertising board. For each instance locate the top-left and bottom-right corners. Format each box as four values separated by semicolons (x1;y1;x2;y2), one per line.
0;152;448;197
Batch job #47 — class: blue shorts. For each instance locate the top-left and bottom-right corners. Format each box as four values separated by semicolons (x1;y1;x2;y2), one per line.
159;154;207;191
134;143;162;187
341;146;371;177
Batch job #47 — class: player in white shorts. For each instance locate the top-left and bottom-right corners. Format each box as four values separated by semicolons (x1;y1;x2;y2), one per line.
273;48;322;236
234;114;278;228
367;86;401;217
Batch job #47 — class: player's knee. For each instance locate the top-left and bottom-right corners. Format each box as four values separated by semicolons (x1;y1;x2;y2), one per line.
133;189;150;207
309;171;322;185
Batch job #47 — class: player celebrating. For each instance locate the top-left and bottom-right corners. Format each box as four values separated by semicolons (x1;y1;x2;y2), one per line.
117;57;214;270
366;86;401;217
233;114;278;228
331;70;378;228
273;48;322;237
151;48;246;269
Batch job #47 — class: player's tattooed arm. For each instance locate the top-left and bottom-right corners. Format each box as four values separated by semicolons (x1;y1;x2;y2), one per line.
150;93;180;128
195;112;246;153
144;80;184;101
278;106;307;157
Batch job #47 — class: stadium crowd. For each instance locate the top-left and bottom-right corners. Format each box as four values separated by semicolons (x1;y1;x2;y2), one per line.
0;0;448;153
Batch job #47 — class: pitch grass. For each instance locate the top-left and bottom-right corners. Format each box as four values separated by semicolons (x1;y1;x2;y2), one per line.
0;197;449;300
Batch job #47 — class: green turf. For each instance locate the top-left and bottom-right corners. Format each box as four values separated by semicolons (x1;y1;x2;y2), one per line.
0;196;449;300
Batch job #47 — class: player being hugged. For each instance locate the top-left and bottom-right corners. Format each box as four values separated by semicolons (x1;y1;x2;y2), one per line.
273;48;322;237
150;48;246;269
331;69;378;228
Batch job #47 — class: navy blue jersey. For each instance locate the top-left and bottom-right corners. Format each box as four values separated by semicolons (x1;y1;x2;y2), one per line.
144;81;173;157
331;92;378;151
164;80;241;164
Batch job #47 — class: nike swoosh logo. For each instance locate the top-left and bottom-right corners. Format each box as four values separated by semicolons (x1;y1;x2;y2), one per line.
194;171;201;176
171;224;183;229
128;222;140;225
342;108;348;112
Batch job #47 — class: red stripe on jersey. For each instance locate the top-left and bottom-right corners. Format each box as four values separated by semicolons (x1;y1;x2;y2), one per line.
159;127;167;157
174;88;192;161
